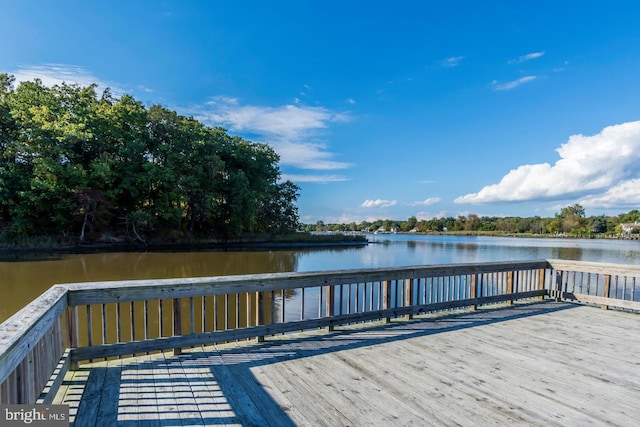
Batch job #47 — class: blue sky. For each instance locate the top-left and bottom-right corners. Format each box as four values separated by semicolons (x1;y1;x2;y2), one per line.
2;1;640;223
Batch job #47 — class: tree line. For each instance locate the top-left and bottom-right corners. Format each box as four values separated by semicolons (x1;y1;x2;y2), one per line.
307;205;640;237
0;74;300;244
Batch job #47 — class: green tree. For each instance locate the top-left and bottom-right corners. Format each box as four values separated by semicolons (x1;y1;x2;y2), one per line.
0;75;301;242
558;204;586;234
464;214;480;231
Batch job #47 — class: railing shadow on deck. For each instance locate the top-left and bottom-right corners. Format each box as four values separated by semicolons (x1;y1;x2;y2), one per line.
69;301;576;426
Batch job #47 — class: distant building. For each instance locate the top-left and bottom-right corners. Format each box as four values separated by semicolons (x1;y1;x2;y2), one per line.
621;222;640;235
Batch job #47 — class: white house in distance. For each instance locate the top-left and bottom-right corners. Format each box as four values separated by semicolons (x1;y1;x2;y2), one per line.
620;222;640;236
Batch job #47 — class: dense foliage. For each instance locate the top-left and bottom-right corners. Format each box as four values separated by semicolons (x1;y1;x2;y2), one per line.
0;74;300;244
307;205;640;238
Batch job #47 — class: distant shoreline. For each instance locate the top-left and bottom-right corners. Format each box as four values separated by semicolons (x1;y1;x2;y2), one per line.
373;231;639;240
1;231;638;258
0;236;370;258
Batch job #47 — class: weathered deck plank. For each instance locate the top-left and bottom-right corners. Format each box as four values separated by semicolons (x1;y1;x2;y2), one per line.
57;302;640;426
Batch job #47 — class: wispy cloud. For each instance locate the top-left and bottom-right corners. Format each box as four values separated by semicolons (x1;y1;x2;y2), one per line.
10;64;125;95
281;174;349;183
409;197;441;206
416;210;448;220
509;51;545;64
455;121;640;208
346;98;356;105
361;199;397;208
492;76;537;91
442;56;465;67
193;97;352;170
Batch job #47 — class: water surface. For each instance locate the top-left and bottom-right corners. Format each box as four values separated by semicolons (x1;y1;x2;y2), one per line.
2;234;639;322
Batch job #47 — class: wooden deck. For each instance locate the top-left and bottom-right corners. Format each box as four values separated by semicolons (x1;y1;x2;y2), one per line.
53;301;640;426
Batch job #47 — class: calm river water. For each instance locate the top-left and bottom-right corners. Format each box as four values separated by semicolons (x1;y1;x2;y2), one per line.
2;234;639;323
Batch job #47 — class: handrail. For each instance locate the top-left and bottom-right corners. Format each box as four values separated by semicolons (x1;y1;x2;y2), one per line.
0;286;68;404
1;259;639;404
63;259;549;305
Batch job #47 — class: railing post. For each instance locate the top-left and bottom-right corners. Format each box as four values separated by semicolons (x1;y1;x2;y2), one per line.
256;291;265;342
67;306;79;371
383;280;392;323
602;274;611;310
470;274;478;311
405;279;414;320
326;284;335;332
173;298;182;356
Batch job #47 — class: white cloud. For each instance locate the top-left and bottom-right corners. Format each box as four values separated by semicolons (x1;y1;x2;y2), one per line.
194;97;352;170
346;98;356;105
409;197;441;206
509;51;545;64
492;76;537;91
443;56;465;67
361;199;397;208
455;121;640;207
281;174;349;183
416;210;448;220
10;64;124;95
578;179;640;208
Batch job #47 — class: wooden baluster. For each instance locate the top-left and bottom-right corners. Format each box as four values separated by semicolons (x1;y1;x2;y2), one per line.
190;297;195;335
247;292;252;328
236;293;241;330
270;290;275;326
225;294;230;331
326;284;335;332
383;280;392;323
214;295;218;331
116;302;122;349
202;296;207;333
405;279;413;320
130;302;135;343
67;306;79;370
555;270;563;301
172;298;182;355
256;291;265;342
143;300;149;341
159;299;164;338
86;305;92;347
470;274;478;311
538;268;546;301
602;274;611;310
280;289;285;326
507;271;514;305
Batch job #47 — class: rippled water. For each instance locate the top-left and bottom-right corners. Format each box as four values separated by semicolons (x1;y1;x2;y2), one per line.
2;234;639;322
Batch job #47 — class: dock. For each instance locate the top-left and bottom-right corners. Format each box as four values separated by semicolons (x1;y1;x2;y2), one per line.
56;301;639;426
2;259;640;426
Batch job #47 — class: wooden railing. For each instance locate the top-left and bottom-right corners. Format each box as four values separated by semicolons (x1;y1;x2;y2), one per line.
548;259;640;311
1;259;639;404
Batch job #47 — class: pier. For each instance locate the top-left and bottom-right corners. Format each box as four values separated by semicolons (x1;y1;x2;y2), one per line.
2;259;640;425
